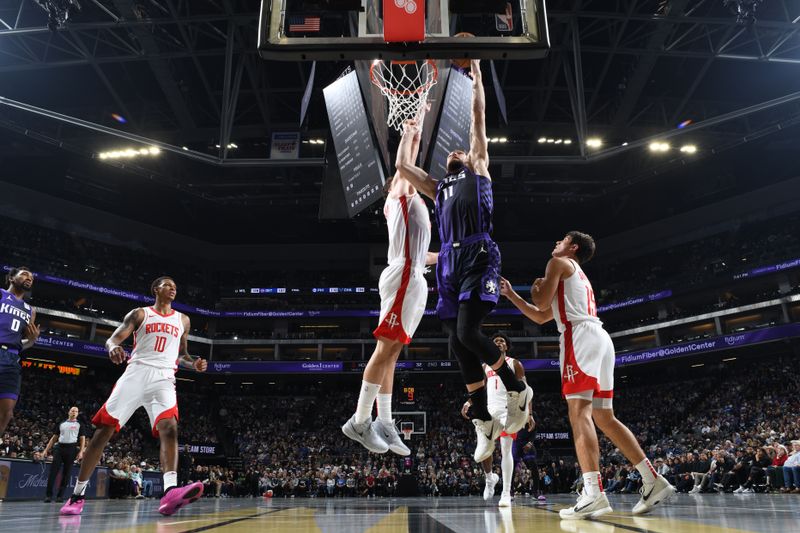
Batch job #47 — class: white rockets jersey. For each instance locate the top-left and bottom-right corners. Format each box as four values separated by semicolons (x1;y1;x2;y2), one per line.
384;194;431;268
552;259;602;334
129;307;185;370
485;356;515;406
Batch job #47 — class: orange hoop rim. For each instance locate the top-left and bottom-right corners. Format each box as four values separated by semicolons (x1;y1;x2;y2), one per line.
369;59;439;97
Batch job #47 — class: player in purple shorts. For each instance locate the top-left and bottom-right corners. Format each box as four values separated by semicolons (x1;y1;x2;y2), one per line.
0;266;40;436
395;60;532;464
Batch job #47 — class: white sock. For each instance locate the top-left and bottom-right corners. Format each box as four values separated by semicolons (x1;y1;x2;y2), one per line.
636;458;658;484
377;393;393;423
163;471;178;491
73;479;89;496
583;471;602;497
500;436;514;494
354;381;381;423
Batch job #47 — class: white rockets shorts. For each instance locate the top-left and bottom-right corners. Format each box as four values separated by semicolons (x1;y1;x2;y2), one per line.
559;321;615;409
373;260;428;345
92;362;178;437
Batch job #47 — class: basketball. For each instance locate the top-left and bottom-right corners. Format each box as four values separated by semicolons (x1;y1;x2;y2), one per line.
452;32;475;69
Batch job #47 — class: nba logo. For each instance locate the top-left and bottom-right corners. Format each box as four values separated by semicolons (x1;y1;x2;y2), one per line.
496;2;514;33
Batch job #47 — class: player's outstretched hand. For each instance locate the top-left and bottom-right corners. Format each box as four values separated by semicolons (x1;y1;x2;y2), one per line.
402;119;421;139
108;345;126;365
194;358;208;372
499;276;515;298
460;401;471;420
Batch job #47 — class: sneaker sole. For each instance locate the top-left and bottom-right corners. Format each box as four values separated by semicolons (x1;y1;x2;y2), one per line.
559;505;612;520
388;444;411;456
342;424;389;454
505;387;532;434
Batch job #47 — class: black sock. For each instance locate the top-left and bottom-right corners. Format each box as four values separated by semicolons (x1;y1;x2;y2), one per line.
469;387;492;421
492;359;525;392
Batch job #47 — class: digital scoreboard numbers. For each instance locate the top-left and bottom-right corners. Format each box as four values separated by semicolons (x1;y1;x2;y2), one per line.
428;68;473;178
323;71;386;218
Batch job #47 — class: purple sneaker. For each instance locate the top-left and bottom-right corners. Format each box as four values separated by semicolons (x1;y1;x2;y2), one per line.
537;493;547;502
59;495;85;515
158;482;204;516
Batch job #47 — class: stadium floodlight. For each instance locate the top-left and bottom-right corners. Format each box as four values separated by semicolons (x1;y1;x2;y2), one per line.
649;142;670;152
537;137;546;143
586;138;602;148
680;144;698;154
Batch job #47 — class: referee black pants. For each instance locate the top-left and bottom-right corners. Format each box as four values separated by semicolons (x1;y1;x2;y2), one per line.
46;444;78;498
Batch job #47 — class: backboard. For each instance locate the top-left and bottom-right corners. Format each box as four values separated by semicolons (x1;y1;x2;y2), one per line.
258;0;550;61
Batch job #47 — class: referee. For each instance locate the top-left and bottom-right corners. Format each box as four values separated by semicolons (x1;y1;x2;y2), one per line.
43;406;86;502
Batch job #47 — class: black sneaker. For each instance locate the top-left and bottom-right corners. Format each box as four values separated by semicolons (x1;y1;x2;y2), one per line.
44;497;52;503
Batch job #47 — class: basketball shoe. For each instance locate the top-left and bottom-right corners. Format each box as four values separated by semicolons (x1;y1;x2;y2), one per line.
473;417;502;462
372;419;410;456
158;482;204;516
59;495;85;515
504;385;533;434
632;474;676;515
342;415;390;453
499;491;512;507
483;472;499;500
559;490;612;520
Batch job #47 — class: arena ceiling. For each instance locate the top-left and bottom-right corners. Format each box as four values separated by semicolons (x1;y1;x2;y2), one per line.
0;0;799;244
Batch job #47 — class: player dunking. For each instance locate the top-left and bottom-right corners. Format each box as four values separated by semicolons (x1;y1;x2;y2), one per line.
60;277;208;517
499;232;675;519
461;333;533;507
396;60;531;463
343;112;437;456
0;267;40;436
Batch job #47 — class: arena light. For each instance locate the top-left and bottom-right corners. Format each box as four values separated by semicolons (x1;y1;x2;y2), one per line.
649;142;670;152
691;363;705;368
680;144;698;154
564;139;572;145
722;357;737;362
537;137;546;143
586;138;602;148
98;146;161;160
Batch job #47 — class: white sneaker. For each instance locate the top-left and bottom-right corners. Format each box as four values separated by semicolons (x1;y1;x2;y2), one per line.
559;490;612;520
688;485;701;494
499;492;512;507
733;486;744;494
483;472;499;501
742;487;754;493
504;385;533;434
341;415;389;453
473;418;502;463
632;474;676;515
372;419;410;456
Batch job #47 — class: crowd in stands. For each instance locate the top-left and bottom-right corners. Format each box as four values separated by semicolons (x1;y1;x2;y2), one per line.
2;351;799;500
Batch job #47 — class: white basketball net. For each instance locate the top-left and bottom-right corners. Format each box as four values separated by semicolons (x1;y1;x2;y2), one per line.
370;60;438;132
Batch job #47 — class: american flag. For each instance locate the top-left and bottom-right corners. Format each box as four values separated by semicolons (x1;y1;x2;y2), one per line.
288;16;321;33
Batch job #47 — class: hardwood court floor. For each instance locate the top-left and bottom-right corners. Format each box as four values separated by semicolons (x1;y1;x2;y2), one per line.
0;494;797;532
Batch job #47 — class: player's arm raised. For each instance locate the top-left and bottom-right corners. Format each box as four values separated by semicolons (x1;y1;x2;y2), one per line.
499;277;553;325
105;308;144;364
530;257;574;311
177;315;207;372
395;119;438;200
468;60;489;178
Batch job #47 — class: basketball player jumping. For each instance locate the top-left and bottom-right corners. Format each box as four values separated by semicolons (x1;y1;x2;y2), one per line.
499;232;675;519
60;276;207;517
0;266;40;436
396;60;531;464
461;333;533;507
343;109;437;457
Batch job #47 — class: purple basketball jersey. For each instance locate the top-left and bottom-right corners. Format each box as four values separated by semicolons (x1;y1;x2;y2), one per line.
0;289;31;351
435;166;494;244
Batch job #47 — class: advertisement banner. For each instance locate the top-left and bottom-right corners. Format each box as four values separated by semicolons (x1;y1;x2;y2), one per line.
270;132;300;159
0;459;108;500
183;443;221;455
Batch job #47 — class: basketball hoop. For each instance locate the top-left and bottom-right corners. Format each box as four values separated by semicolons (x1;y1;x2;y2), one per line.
401;427;413;441
370;59;438;132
